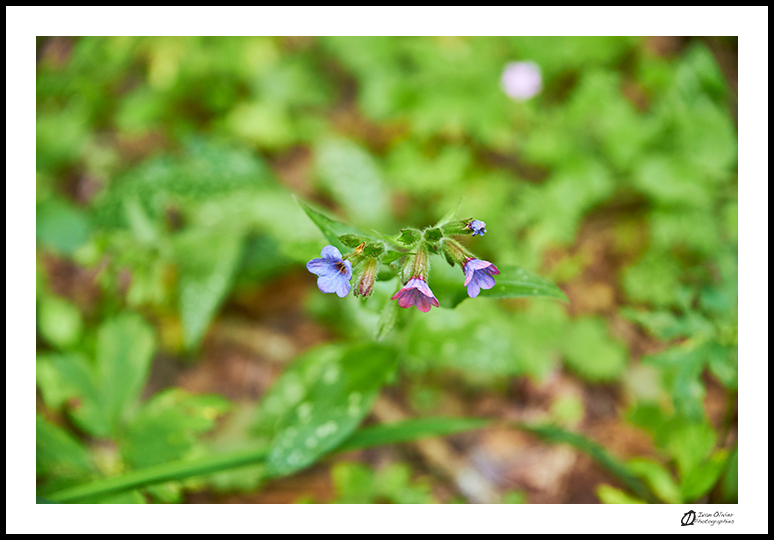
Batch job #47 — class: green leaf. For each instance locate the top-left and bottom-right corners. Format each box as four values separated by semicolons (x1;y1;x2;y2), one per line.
560;317;628;382
295;196;363;252
329;462;436;504
93;142;274;229
36;198;91;255
627;458;681;503
643;344;709;421
434;198;464;227
121;389;231;469
363;243;384;257
479;265;568;303
680;450;729;502
397;229;421;246
337;417;490;453
707;342;738;390
501;491;527;504
381;249;408;265
314;138;390;227
174;229;244;350
37;295;84;350
258;343;398;478
36;353;112;437
96;313;155;430
36;414;94;481
596;484;646;504
518;423;657;503
430;262;568;309
374;295;400;342
717;447;738;503
339;233;369;248
423;227;442;242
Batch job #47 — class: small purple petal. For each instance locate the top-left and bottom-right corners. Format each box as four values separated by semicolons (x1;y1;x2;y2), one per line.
476;273;496;290
391;277;439;312
467;281;482;299
463;259;500;298
320;245;343;261
335;278;351;298
317;273;341;294
306;258;332;276
468;220;487;237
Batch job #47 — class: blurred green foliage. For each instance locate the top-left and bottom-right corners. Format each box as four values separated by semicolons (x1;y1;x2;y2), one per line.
36;36;736;504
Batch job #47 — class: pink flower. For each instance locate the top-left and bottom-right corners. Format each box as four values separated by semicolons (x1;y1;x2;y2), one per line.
501;61;542;101
391;277;440;313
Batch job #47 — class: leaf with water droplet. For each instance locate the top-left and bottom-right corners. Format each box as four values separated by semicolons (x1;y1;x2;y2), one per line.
257;343;398;478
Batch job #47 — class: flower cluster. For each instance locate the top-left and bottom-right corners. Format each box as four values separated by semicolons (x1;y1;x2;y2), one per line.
306;214;499;314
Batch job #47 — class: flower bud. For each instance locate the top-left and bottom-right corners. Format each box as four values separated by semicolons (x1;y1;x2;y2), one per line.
440;220;472;237
411;244;430;281
441;238;474;267
355;257;379;298
441;219;486;237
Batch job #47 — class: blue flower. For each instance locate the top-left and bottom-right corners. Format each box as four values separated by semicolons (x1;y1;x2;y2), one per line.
463;258;500;298
467;219;487;236
306;245;353;298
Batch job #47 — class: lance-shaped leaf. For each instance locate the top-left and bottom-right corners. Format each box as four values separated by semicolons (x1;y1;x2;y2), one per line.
174;229;244;350
434;198;464;227
295;196;363;252
431;260;568;309
257;343;398;478
478;265;568;303
96;313;156;430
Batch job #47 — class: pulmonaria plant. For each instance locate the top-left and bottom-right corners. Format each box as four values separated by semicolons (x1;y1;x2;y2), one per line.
305;209;500;313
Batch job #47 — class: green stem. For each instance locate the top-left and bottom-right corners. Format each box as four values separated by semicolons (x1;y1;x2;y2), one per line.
46;446;269;503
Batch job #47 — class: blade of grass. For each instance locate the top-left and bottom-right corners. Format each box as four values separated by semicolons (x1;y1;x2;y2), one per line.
337;417;490;453
515;423;659;503
46;446;269;503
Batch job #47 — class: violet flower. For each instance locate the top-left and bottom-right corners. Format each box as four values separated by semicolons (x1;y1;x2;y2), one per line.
463;258;500;298
467;219;487;237
501;61;542;101
306;245;353;298
391;277;440;313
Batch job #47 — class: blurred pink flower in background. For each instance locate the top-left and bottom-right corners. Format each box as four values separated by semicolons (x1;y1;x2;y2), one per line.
500;61;542;101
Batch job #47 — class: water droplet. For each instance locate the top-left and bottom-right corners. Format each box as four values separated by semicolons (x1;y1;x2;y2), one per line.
316;421;338;438
284;379;304;402
323;365;340;385
305;437;318;448
288;450;302;464
347;393;363;417
298;402;313;421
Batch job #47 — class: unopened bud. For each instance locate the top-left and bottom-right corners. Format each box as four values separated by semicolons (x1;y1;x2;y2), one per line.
441;238;474;267
355;258;379;298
